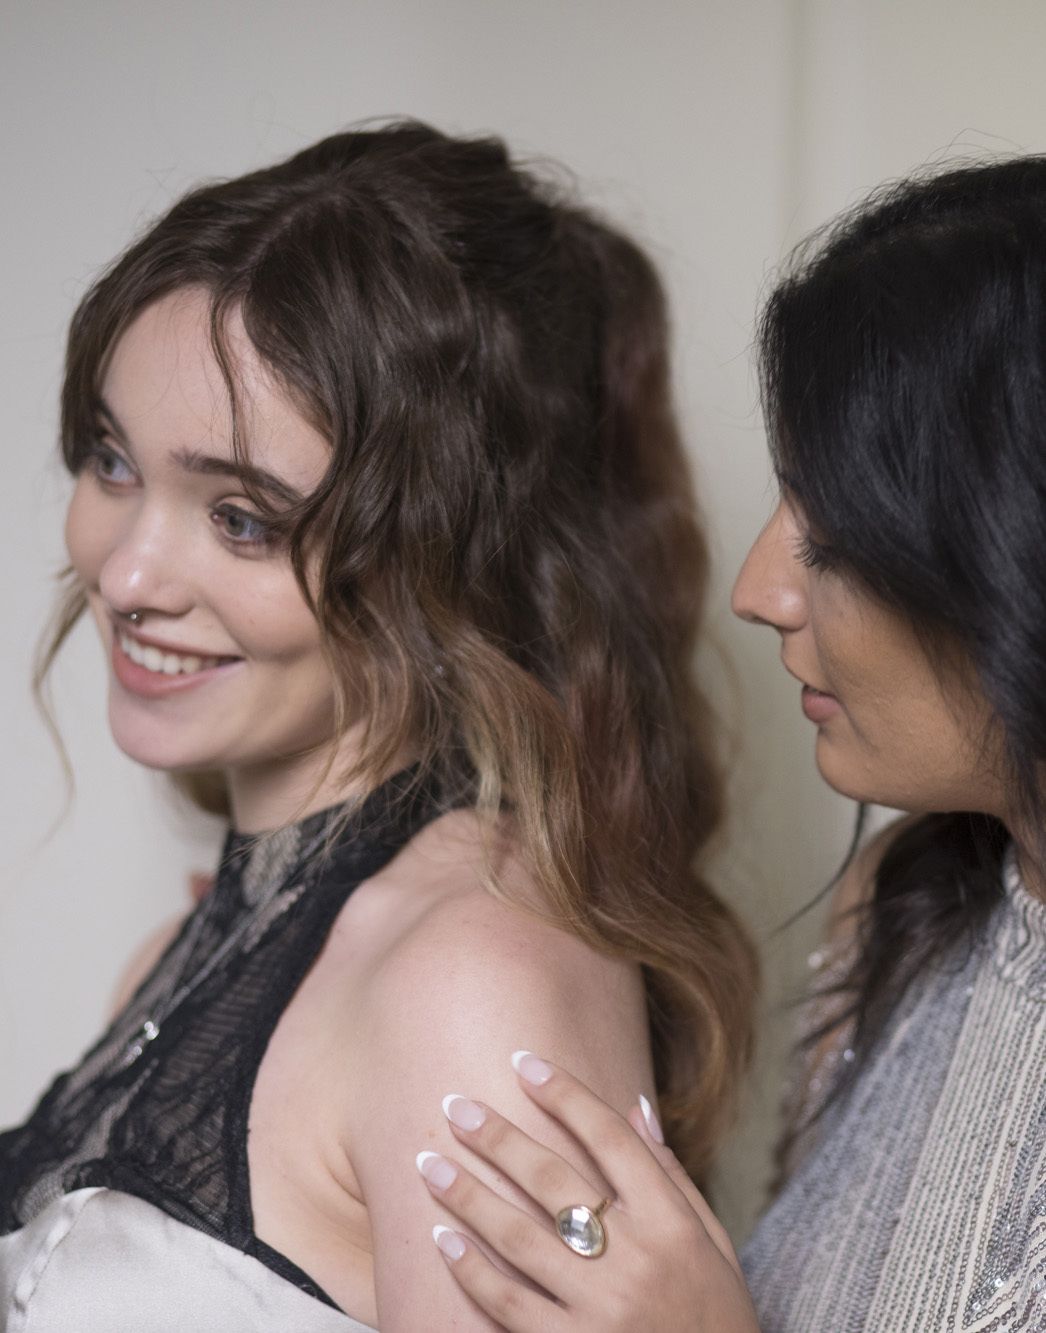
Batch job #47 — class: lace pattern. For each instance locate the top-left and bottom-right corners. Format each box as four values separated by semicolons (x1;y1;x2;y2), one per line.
0;769;443;1308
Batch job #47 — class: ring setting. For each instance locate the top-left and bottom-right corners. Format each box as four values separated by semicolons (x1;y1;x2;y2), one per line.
555;1198;610;1258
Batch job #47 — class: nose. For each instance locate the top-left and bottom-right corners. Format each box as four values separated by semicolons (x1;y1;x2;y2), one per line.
96;503;196;622
731;501;808;632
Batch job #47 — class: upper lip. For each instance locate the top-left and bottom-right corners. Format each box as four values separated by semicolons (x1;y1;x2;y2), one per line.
114;622;241;661
781;655;834;697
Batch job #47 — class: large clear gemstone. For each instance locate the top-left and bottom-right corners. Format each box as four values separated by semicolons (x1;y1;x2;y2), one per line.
556;1205;607;1258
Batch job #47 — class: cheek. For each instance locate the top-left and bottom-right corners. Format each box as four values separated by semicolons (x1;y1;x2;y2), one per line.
228;573;328;670
65;480;110;583
809;592;900;706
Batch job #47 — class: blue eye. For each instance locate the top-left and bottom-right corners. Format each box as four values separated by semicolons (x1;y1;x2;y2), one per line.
85;441;136;486
211;504;275;547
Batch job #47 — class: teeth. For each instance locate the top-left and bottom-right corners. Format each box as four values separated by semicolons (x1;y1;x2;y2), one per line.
119;633;220;676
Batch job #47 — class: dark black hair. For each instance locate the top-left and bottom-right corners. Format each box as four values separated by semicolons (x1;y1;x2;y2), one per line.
760;157;1046;1113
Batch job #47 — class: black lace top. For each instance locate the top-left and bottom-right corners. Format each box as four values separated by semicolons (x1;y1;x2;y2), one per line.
0;769;443;1310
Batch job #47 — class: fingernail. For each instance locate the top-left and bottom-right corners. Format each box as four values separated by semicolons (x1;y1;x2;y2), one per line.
442;1094;486;1131
511;1049;553;1085
416;1151;458;1191
433;1224;467;1261
638;1093;665;1145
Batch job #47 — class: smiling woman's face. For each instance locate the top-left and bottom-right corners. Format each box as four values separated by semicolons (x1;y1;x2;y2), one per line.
731;495;1006;818
64;288;338;818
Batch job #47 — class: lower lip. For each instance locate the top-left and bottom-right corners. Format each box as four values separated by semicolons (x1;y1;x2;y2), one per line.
111;637;241;698
801;685;841;724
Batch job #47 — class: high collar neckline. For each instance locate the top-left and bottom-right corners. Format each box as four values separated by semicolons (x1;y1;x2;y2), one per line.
217;765;436;908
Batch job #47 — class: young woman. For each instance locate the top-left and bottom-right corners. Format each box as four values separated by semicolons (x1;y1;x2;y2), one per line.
419;157;1046;1331
0;124;756;1331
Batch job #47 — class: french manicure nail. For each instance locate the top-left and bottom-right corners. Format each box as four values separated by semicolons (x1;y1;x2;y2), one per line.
638;1093;665;1144
416;1150;458;1191
442;1094;486;1131
511;1049;553;1086
433;1224;467;1261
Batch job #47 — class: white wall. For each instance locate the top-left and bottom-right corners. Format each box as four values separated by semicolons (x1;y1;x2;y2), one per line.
4;0;1046;1241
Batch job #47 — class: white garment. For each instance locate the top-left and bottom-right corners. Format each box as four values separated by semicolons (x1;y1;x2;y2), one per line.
0;1188;376;1332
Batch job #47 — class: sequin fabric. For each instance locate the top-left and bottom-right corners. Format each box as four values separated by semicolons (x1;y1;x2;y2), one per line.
743;849;1046;1331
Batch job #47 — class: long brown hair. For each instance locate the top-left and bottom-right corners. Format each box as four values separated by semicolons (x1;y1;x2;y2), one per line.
41;122;756;1177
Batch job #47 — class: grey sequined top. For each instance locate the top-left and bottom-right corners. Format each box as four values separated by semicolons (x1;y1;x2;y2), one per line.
742;851;1046;1331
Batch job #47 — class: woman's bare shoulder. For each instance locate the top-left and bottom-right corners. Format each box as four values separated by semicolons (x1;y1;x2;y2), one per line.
343;805;639;1013
362;809;646;1054
333;809;653;1329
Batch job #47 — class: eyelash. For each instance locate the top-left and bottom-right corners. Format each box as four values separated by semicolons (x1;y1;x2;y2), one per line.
82;438;279;552
796;535;840;572
210;504;278;548
83;439;136;486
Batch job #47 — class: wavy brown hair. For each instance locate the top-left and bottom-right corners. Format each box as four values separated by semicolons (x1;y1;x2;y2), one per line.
40;121;756;1177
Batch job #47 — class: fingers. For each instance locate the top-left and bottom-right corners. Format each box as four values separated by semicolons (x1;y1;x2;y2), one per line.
416;1150;576;1299
441;1094;603;1218
432;1228;563;1333
626;1102;715;1213
509;1052;691;1210
626;1104;743;1280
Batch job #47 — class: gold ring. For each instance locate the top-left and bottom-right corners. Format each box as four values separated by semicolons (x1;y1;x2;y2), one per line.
555;1197;610;1258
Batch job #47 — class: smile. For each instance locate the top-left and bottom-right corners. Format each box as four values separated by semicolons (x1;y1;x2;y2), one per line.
111;628;242;700
118;632;224;677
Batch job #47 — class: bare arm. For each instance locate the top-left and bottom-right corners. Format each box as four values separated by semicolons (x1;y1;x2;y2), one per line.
421;1060;759;1331
346;891;652;1332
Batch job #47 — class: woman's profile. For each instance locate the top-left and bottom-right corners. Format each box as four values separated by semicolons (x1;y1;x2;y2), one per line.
413;156;1046;1331
0;122;754;1330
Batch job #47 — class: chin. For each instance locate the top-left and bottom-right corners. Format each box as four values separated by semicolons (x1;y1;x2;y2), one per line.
814;740;932;813
107;709;223;775
813;734;881;806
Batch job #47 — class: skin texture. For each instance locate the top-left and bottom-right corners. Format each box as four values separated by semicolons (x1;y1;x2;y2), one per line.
82;289;656;1329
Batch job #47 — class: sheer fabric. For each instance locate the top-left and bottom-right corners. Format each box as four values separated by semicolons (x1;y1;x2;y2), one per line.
0;769;442;1310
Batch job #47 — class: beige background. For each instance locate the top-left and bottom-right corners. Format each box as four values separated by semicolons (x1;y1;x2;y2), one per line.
3;0;1046;1241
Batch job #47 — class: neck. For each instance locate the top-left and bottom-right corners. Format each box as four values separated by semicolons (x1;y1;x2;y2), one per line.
225;726;409;833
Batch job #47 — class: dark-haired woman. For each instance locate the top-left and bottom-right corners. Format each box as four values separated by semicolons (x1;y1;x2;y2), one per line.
418;156;1046;1331
0;125;755;1331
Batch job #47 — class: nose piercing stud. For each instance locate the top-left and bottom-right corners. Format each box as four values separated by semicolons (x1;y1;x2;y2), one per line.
127;611;142;624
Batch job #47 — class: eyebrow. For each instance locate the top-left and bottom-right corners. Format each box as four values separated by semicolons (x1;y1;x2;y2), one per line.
94;397;305;507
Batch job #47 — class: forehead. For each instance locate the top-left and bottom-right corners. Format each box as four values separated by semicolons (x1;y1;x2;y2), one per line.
101;288;329;495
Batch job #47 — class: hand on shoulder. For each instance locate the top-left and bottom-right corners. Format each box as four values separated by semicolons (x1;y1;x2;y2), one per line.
343;814;653;1331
